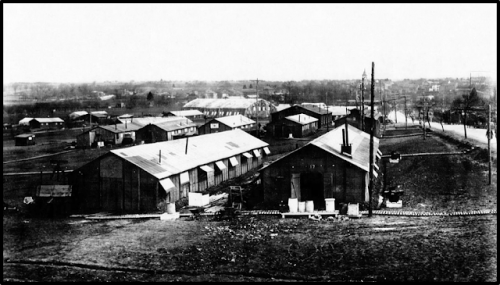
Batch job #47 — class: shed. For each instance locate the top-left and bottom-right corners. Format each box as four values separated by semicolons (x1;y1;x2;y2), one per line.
198;114;256;135
70;129;270;214
334;109;382;138
260;124;380;210
15;133;36;146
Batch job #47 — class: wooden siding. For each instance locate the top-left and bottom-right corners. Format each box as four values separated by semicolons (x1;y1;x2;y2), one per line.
261;144;367;208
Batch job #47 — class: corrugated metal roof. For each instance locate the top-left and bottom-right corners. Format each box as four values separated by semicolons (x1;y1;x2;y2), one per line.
183;98;266;109
310;124;380;172
215;115;255;128
285;114;318;125
168;110;204;117
110;129;269;179
261;124;379;173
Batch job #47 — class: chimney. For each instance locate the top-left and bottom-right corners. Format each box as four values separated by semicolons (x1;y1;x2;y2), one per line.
341;122;352;157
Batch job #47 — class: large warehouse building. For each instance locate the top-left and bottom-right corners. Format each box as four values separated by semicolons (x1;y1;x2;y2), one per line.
70;129;270;214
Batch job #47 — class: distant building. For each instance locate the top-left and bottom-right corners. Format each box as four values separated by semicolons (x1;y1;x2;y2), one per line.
198;114;256;135
270;104;332;129
15;133;36;146
266;113;318;138
334;109;382;138
183;98;276;119
135;118;198;143
19;117;65;129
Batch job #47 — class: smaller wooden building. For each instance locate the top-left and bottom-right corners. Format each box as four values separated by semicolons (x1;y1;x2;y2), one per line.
266;113;318;138
198;114;256;135
271;104;332;129
19;117;65;129
135;118;198;143
15;133;36;146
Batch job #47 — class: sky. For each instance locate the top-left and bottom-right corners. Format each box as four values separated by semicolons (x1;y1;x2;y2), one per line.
3;3;497;84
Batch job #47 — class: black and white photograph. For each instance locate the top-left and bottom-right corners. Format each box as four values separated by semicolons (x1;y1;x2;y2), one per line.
3;3;497;282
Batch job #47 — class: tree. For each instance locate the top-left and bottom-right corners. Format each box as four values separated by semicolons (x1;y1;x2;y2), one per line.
243;85;247;89
147;91;154;101
249;84;253;89
452;87;483;138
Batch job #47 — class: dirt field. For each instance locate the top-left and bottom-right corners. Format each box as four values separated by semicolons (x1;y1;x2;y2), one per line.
3;123;497;282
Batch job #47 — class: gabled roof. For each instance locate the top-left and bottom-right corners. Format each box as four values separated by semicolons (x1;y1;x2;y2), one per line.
19;117;33;125
15;133;35;138
150;119;197;132
285;114;318;125
183;98;267;109
309;124;379;172
117;116;181;125
110;129;269;180
261;124;379;173
31;117;65;123
214;115;255;128
69;111;88;120
166;110;204;117
104;117;193;133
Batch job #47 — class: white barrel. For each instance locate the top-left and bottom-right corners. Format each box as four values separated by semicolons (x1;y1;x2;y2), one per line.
325;198;335;212
166;203;176;214
298;202;306;213
305;200;314;213
288;198;298;213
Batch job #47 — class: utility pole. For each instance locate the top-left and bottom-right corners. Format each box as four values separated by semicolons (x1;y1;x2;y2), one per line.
404;96;407;130
488;104;491;185
368;62;375;218
326;91;329;131
423;99;427;140
255;78;259;138
361;70;366;132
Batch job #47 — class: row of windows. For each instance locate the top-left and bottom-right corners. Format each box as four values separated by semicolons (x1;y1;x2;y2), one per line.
204;111;241;116
172;127;196;135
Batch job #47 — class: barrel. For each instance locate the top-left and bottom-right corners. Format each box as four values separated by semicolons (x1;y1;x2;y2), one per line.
298;202;306;213
288;198;298;213
305;200;314;213
166;203;176;214
325;198;335;212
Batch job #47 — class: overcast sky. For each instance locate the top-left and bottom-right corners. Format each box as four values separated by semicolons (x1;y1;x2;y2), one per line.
3;3;497;84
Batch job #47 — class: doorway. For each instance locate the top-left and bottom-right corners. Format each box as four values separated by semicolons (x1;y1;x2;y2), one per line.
300;172;325;209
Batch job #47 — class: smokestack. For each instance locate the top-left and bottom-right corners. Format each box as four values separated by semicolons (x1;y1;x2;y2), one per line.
185;137;189;154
